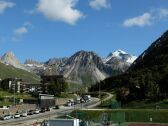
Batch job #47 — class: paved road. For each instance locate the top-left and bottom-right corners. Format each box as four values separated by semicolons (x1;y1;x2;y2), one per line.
86;92;113;108
0;98;100;126
0;93;113;126
0;107;73;126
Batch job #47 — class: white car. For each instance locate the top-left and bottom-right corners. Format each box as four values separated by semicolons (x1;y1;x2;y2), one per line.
75;96;81;104
34;109;40;114
14;113;20;118
69;99;75;105
66;102;72;107
21;111;27;117
2;115;12;120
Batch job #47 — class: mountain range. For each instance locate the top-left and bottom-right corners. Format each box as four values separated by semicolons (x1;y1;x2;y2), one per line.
0;50;136;85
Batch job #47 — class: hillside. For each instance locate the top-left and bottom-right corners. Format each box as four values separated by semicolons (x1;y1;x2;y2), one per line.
91;30;168;102
130;30;168;71
0;62;40;83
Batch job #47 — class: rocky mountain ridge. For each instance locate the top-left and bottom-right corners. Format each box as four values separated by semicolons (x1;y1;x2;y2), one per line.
0;52;25;70
0;50;136;84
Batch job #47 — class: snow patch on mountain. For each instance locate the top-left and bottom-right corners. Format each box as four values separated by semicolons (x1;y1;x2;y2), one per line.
126;55;137;64
105;49;137;64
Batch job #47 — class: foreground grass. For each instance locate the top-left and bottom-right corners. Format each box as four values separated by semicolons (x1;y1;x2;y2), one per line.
71;109;168;123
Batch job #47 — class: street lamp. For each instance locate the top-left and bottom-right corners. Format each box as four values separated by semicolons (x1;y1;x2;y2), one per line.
99;81;101;102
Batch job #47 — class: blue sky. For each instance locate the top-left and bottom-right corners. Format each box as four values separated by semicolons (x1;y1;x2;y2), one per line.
0;0;168;63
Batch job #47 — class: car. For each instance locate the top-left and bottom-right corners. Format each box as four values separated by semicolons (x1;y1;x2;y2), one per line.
40;108;45;113
0;115;12;120
28;110;34;115
69;99;75;105
75;96;81;104
46;107;50;111
54;105;60;109
66;101;72;107
21;110;27;117
80;98;85;103
34;109;40;114
82;95;91;102
14;113;20;118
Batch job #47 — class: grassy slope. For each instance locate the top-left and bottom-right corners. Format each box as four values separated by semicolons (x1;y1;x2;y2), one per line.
0;62;40;83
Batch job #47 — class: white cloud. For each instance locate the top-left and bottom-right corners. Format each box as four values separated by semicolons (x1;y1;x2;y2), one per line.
13;27;28;41
158;8;168;19
14;27;28;36
23;21;34;28
0;0;15;14
123;13;152;27
12;22;33;41
123;8;168;28
89;0;110;10
36;0;84;25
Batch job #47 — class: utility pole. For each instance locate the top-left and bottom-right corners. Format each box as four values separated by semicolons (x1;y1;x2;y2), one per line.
14;82;15;106
13;78;17;106
99;82;101;102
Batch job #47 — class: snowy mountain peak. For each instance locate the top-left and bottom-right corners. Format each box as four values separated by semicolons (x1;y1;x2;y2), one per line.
113;49;127;55
107;49;127;58
105;50;137;64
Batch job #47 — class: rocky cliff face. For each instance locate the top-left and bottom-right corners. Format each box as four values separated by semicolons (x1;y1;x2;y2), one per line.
44;50;135;84
0;51;24;69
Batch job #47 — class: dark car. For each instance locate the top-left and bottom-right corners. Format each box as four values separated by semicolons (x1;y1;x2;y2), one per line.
46;107;50;111
54;105;60;109
40;107;45;113
28;110;34;115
